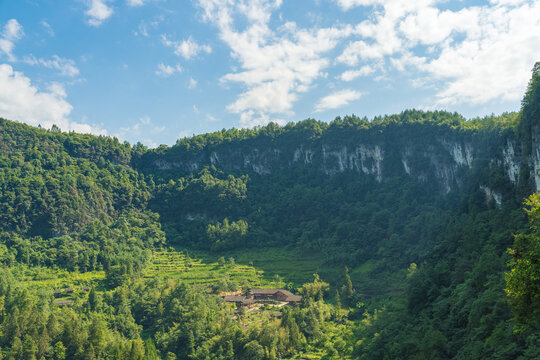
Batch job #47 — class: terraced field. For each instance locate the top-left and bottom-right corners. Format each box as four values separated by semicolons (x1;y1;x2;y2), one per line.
18;266;106;290
143;249;283;289
188;247;328;286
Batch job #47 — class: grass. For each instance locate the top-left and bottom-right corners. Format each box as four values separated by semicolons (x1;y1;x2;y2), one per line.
14;265;106;290
186;246;407;296
186;246;328;286
143;249;283;289
15;246;406;303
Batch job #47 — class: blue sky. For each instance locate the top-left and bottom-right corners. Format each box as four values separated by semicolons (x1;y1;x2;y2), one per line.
0;0;539;147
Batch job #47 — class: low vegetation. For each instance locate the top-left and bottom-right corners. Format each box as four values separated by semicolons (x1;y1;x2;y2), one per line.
0;63;538;359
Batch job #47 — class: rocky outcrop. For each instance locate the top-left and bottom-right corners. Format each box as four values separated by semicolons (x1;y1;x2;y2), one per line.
145;125;537;199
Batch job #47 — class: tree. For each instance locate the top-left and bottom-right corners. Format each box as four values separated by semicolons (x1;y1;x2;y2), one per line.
519;62;540;154
341;266;355;307
53;342;66;360
88;288;101;312
144;339;160;360
333;289;342;321
218;256;226;267
243;340;265;360
300;274;329;302
506;193;540;327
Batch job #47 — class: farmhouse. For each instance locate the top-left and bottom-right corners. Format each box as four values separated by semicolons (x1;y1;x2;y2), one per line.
222;288;302;308
54;300;74;307
247;289;302;303
223;295;256;307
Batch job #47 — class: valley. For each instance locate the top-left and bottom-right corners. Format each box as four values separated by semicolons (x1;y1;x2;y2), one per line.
0;63;538;359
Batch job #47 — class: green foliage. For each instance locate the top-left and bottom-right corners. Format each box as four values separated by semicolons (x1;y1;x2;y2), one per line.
519;62;540;154
300;274;329;302
506;193;540;328
207;218;248;251
0;67;540;358
341;267;355;307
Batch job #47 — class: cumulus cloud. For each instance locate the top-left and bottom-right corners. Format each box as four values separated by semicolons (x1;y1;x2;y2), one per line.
335;0;377;11
0;19;24;61
334;0;540;106
314;89;364;112
161;35;212;60
188;77;197;88
127;0;144;6
0;64;104;134
197;0;353;127
24;55;80;77
339;65;375;81
86;0;114;26
155;63;183;77
422;2;540;105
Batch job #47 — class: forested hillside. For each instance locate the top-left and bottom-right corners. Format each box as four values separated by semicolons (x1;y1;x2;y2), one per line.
0;64;538;359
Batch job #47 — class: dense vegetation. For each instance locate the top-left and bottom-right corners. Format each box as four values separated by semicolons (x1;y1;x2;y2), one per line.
0;63;538;359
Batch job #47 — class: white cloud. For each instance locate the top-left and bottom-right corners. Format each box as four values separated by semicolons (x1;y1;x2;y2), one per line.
139;115;151;124
178;129;191;139
3;19;23;40
188;77;198;88
197;0;353;127
335;0;377;11
127;0;144;6
24;55;80;77
155;63;182;77
422;2;540;105
135;23;148;37
314;89;364;112
188;0;540;122
161;35;212;60
0;19;24;61
134;16;163;37
206;113;218;122
0;64;104;134
333;0;540;106
86;0;114;27
41;21;55;37
339;65;375;81
115;116;165;147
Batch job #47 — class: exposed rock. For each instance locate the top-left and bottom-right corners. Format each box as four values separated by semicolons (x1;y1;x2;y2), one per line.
480;185;502;208
148;128;538;194
503;140;520;184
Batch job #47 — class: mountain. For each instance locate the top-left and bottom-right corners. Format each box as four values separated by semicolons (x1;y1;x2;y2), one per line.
0;63;538;359
139;111;520;194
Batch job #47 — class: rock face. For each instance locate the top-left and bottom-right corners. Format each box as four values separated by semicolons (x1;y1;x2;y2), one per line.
531;125;540;190
320;145;383;180
142;123;537;200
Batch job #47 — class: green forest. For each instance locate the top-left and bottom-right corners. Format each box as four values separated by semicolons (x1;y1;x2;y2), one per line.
0;63;538;359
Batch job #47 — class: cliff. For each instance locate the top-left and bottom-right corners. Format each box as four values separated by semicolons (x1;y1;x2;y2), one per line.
136;113;531;206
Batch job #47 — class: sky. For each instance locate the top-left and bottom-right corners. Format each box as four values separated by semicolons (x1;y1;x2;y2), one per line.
0;0;539;147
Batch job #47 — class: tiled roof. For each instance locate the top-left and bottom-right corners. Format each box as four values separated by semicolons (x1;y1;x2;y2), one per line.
249;288;281;295
224;295;255;304
248;288;302;302
283;294;302;302
54;300;74;305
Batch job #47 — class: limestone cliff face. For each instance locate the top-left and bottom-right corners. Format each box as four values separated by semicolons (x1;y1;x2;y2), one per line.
530;125;540;189
142;124;533;204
